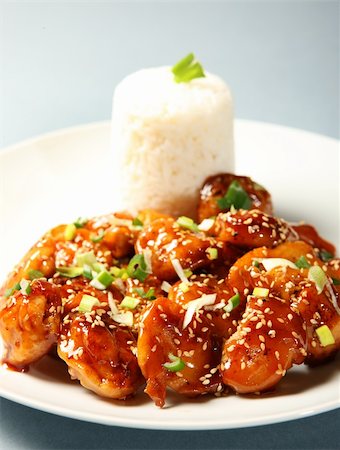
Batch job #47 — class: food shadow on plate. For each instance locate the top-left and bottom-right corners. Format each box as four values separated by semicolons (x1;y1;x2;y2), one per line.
28;351;340;406
241;353;340;400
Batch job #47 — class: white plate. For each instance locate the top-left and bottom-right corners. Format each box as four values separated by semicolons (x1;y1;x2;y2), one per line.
0;120;339;430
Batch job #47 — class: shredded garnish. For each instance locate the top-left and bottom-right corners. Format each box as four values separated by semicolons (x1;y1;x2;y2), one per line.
182;294;216;329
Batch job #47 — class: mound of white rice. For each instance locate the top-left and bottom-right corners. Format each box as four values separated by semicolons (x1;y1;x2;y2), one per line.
111;66;234;218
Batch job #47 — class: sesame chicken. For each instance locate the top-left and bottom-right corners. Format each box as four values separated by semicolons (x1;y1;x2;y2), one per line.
0;173;339;407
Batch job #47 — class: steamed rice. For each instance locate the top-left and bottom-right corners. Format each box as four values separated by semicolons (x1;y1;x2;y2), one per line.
111;66;234;217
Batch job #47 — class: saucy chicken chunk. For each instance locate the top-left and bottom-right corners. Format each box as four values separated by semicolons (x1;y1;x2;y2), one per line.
0;172;339;408
58;307;143;399
0;279;62;370
198;173;273;222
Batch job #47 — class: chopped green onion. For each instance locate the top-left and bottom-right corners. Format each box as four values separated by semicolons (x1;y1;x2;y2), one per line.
252;260;260;268
198;218;215;232
127;254;148;282
320;250;334;262
4;282;21;298
4;288;13;297
134;287;156;300
315;325;335;347
172;53;205;83
73;217;88;228
217;181;252;210
120;270;129;281
28;269;44;280
90;270;114;290
111;310;134;327
110;266;121;277
120;296;140;309
90;231;105;243
178;282;189;293
332;277;340;286
224;293;240;313
78;294;100;313
229;204;237;214
172;53;194;75
163;353;186;372
308;266;327;294
64;223;77;241
183;269;193;279
253;287;269;298
295;255;311;269
259;258;297;272
76;251;97;267
19;279;31;295
83;264;93;280
56;266;84;278
206;247;218;260
76;251;105;274
176;216;199;233
110;267;129;280
132;217;143;228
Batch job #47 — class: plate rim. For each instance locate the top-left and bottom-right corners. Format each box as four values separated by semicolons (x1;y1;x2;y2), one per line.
0;119;339;430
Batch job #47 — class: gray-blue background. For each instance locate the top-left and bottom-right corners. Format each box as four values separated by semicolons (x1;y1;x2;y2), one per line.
0;0;339;148
0;1;339;449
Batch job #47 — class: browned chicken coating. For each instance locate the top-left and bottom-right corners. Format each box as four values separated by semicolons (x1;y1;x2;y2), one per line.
227;241;340;363
0;172;339;407
137;297;224;407
0;279;62;370
214;209;298;249
58;307;144;399
220;294;307;394
135;217;239;281
168;274;243;339
198;173;273;222
137;275;246;407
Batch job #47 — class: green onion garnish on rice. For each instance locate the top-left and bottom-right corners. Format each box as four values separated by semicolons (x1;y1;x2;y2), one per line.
172;53;205;83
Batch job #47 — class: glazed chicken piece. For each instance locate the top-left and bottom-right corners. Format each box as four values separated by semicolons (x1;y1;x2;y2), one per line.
135;217;238;281
0;279;62;370
227;240;340;364
292;223;336;256
220;294;307;394
58;306;144;399
122;275;165;330
214;209;298;249
327;258;340;294
138;274;246;407
294;281;340;364
137;297;224;407
198;173;273;222
214;209;335;254
1;212;138;297
168;274;244;339
1;235;58;295
54;213;136;268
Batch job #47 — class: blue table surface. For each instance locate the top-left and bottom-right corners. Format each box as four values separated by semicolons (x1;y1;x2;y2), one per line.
0;1;339;449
